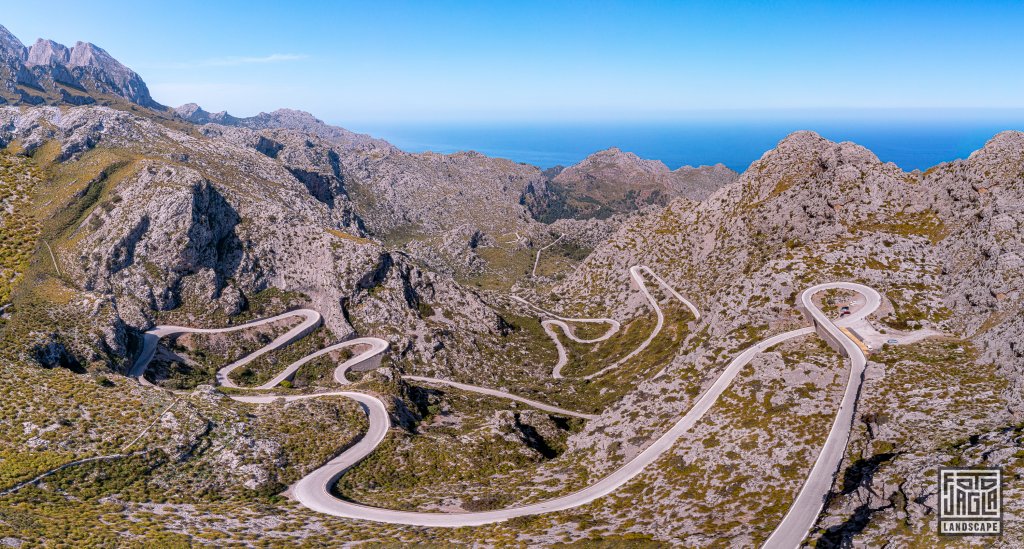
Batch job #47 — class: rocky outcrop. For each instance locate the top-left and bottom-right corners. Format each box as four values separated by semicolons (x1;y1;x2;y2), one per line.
176;104;389;151
523;147;737;221
0;106;507;377
0;25;162;109
540;129;1024;545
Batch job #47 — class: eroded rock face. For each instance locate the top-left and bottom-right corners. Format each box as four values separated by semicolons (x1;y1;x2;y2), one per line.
1;32;1022;542
543;129;1024;544
0;106;506;375
0;25;162;109
80;167;246;313
523;147;738;221
25;39;69;67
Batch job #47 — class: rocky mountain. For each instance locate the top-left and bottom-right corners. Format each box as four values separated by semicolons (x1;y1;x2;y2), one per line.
180;111;553;279
173;102;239;125
544;129;1023;546
0;22;727;284
173;103;640;281
523;147;738;221
0;25;162;109
174;103;389;151
1;24;1022;548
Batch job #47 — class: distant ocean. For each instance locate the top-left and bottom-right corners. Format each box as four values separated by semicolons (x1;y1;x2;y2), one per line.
349;119;1024;173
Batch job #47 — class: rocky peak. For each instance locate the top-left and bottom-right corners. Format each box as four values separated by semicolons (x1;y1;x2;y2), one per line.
774;129;827;147
942;130;1024;199
764;130;881;167
175;102;206;119
743;131;885;199
0;25;26;60
674;162;731;175
969;130;1024;162
263;108;321;126
25;38;70;66
179;103;390;151
0;26;163;109
563;147;670;178
175;103;238;125
242;109;353;139
528;146;737;221
68;41;113;67
715;130;918;250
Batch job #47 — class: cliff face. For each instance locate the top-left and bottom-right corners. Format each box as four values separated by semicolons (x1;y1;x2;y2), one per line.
0;106;507;377
0;26;162;109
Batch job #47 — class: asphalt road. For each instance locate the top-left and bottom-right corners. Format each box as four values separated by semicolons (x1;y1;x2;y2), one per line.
532;234;564;277
403;375;597;419
762;282;881;549
286;285;845;527
515;265;700;379
126;270;881;540
129;309;323;385
510;295;620;378
251;337;390;389
584;265;701;379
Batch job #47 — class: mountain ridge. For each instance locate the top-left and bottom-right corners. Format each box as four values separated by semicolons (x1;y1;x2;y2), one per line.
523;146;739;221
1;99;1022;546
1;22;1023;548
0;22;734;213
0;24;162;109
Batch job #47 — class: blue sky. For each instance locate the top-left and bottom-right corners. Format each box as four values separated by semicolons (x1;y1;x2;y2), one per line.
2;1;1023;124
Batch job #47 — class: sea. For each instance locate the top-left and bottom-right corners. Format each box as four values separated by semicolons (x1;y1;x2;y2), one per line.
349;117;1024;173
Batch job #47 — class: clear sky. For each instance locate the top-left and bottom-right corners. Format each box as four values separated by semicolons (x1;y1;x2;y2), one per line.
2;1;1023;124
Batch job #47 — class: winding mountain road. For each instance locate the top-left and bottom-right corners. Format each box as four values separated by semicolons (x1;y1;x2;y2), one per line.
128;309;323;386
514;265;700;379
403;376;597;419
763;282;881;549
584;265;700;379
510;295;620;378
127;268;880;544
532;234;564;277
281;280;874;529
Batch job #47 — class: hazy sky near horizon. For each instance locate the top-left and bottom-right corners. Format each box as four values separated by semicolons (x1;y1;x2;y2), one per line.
2;1;1023;124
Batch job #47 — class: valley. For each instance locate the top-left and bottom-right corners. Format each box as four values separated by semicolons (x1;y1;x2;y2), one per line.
0;21;1021;548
